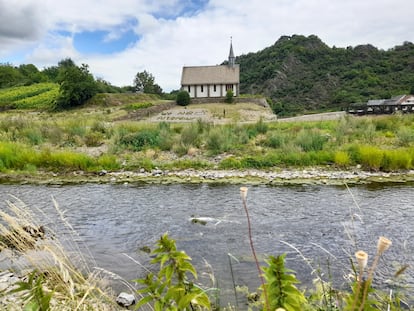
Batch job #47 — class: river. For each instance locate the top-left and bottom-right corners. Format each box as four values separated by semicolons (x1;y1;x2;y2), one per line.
0;182;412;306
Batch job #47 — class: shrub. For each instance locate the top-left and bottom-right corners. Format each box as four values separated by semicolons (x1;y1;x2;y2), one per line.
176;90;190;106
240;153;280;168
96;154;120;170
396;127;414;147
180;124;200;147
134;233;211;310
118;128;160;151
265;131;286;149
381;149;411;171
22;128;44;145
334;151;351;167
225;89;234;103
84;132;103;147
158;128;174;151
295;129;328;152
205;127;233;155
48;151;93;171
358;145;383;171
123;102;153;110
219;156;242;169
253;117;268;135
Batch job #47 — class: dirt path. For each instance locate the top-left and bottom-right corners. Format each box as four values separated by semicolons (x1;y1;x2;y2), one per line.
277;111;346;122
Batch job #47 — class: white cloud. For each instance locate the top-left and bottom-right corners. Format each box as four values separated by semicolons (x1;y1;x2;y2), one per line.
2;0;414;91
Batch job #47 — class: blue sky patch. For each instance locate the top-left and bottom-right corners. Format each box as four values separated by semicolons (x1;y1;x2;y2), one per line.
154;0;209;20
73;29;140;54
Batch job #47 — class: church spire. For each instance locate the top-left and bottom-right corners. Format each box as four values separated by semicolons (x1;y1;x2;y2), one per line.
228;37;235;67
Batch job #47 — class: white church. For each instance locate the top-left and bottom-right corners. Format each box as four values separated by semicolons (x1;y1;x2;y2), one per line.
180;41;240;98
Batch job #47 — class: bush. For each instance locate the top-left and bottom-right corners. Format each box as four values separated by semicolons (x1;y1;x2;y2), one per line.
180;124;200;147
96;154;120;170
176;90;190;106
334;151;351;167
225;89;234;103
219;156;242;169
381;149;411;171
265;131;286;149
396;127;414;147
295;129;328;152
358;145;383;171
118;129;160;151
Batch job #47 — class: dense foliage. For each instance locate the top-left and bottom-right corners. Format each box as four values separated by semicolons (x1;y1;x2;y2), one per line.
133;70;163;95
55;59;98;110
237;35;414;116
176;90;190;106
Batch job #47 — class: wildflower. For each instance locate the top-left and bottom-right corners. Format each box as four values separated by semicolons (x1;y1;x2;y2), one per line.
355;250;368;270
275;308;286;311
240;187;248;200
377;236;392;255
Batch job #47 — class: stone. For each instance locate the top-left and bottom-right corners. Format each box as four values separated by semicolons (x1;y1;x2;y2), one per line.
98;170;107;176
116;292;136;307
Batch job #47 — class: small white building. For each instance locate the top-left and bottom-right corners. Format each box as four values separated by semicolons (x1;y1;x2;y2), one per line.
180;41;240;98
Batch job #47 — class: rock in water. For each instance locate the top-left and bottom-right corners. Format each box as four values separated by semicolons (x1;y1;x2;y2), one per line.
116;292;136;307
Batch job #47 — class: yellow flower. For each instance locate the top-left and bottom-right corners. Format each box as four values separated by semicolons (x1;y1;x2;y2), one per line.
240;187;248;200
355;250;368;270
377;236;392;255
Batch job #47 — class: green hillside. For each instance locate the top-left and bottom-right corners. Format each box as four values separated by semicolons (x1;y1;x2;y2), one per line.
0;83;59;109
237;35;414;116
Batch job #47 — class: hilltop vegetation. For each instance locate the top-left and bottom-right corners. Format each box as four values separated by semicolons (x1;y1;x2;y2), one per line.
237;35;414;116
0;59;165;111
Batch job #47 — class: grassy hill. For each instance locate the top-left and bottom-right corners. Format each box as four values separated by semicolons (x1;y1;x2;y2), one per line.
0;83;59;109
237;34;414;116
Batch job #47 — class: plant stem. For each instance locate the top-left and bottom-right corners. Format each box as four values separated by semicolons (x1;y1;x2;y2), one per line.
358;252;380;311
241;196;270;311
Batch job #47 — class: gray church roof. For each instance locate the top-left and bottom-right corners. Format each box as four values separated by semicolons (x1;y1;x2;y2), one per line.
181;65;240;85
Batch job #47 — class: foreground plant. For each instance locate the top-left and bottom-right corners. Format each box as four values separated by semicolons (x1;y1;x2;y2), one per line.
345;236;393;311
10;270;53;311
0;197;120;310
134;233;211;310
261;254;307;311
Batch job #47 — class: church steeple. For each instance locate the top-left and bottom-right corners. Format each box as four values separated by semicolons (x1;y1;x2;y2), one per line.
228;37;235;67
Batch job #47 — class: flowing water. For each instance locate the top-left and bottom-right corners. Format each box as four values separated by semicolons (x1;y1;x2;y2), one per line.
0;182;413;306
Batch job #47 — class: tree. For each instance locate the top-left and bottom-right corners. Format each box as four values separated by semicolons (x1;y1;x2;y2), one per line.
0;64;23;88
55;59;97;110
133;70;163;95
18;64;47;85
176;90;190;106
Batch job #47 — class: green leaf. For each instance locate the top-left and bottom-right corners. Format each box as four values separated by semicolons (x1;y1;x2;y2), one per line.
135;295;154;309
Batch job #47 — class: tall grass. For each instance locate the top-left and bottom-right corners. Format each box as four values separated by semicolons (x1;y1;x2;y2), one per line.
0;110;414;174
0;197;122;310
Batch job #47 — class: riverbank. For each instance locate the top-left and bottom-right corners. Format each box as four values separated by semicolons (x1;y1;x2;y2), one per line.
2;167;414;186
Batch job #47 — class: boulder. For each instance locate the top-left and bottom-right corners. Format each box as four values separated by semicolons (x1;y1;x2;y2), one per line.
116;292;136;307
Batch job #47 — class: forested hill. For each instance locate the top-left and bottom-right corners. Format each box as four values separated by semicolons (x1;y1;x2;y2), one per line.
236;34;414;116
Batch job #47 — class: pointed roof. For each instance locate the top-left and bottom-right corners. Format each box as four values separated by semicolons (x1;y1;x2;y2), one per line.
229;40;235;59
228;38;235;67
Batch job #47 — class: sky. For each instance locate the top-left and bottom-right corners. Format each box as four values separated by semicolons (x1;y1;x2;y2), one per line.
1;0;414;92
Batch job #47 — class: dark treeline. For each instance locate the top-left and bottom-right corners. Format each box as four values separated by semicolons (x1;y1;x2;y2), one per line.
237;34;414;116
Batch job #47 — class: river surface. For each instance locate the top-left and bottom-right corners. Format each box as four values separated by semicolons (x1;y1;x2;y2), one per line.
0;182;413;306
